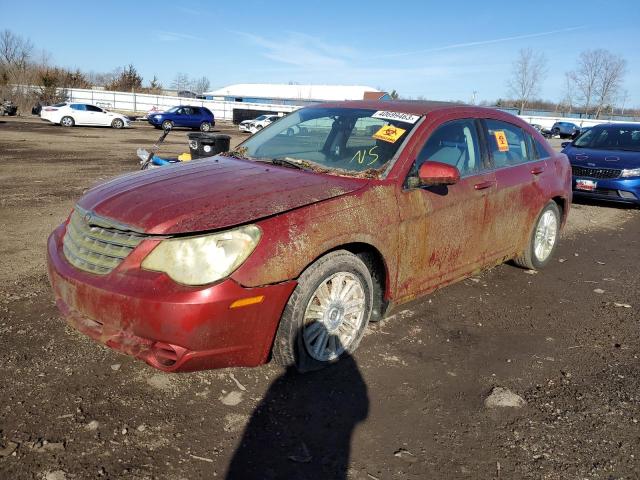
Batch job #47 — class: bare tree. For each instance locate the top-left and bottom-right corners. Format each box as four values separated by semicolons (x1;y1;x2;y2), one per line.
507;48;547;113
593;52;626;118
558;73;575;115
191;76;210;94
171;72;190;92
0;29;33;68
567;49;626;118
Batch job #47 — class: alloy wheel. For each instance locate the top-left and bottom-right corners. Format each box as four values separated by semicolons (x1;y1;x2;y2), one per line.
534;210;558;262
302;272;366;361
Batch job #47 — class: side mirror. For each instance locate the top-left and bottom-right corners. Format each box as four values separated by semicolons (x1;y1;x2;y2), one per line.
561;141;571;148
418;161;460;186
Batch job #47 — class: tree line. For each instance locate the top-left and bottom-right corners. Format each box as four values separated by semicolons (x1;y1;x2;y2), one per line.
507;47;628;118
0;30;211;112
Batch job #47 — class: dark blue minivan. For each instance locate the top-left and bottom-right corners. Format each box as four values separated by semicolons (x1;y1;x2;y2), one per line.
148;105;215;131
562;123;640;205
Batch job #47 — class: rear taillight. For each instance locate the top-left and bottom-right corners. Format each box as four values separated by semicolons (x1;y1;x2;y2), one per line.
44;107;58;111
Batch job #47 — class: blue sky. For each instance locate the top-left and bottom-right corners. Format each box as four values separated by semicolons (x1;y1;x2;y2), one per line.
1;0;639;105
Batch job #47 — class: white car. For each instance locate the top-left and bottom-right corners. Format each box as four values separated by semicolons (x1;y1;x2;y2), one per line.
238;114;280;134
40;102;131;129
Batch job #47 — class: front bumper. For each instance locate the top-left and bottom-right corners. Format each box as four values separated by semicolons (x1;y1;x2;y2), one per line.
47;225;296;372
572;176;640;205
147;116;163;126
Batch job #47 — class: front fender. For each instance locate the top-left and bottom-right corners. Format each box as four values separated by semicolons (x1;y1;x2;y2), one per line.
231;183;401;296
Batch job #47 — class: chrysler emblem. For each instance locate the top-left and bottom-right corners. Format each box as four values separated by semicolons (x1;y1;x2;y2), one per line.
84;212;93;223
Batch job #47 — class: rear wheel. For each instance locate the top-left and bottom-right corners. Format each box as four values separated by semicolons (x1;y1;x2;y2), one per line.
514;202;560;270
272;250;373;372
60;116;74;127
111;118;124;129
199;121;212;132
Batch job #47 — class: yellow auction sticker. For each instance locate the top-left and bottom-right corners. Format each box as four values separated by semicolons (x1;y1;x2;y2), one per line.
494;130;509;152
372;125;406;143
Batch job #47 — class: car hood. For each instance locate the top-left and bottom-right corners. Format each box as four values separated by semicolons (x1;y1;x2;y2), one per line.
77;156;367;235
564;146;640;170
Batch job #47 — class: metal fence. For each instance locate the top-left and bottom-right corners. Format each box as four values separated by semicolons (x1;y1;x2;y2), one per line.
63;88;300;122
61;88;640;128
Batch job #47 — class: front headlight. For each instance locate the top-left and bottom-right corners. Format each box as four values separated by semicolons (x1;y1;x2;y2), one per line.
154;114;162;119
141;225;261;285
621;168;640;178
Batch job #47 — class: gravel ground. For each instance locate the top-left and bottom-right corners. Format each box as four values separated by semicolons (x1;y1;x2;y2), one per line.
0;116;638;480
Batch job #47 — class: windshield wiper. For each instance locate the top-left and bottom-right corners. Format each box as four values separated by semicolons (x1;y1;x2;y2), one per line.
254;157;306;170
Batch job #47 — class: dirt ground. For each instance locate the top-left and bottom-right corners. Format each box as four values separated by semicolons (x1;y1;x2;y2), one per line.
0;116;638;480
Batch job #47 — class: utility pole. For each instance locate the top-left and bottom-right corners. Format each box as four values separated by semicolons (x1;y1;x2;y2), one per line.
471;90;478;105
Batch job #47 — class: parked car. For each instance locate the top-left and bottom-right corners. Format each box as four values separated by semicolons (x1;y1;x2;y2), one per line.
40;102;130;128
529;123;552;138
177;90;198;98
47;101;571;373
551;121;580;139
0;99;18;116
147;105;215;131
562;123;640;205
239;114;280;133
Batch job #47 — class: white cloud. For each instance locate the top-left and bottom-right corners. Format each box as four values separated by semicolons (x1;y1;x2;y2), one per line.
371;26;588;59
155;31;200;42
237;31;356;69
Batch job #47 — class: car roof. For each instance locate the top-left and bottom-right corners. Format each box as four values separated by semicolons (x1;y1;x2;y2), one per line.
591;123;640;129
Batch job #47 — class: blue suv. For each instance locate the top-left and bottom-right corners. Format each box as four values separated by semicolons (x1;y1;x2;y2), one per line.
148;106;215;131
562;123;640;205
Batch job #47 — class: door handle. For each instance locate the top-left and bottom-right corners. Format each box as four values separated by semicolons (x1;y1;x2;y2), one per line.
530;166;545;175
474;180;495;190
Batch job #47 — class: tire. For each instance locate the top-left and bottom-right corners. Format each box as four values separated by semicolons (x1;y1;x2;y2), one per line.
256;125;263;131
199;121;211;132
272;250;373;372
111;118;124;129
161;120;173;130
513;201;561;270
60;116;74;127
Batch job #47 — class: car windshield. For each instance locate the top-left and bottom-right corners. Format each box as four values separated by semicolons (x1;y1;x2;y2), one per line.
166;106;181;113
254;115;267;121
574;125;640;152
237;107;421;176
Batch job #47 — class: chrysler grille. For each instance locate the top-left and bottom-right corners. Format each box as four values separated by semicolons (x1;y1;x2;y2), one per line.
572;166;621;179
62;207;148;275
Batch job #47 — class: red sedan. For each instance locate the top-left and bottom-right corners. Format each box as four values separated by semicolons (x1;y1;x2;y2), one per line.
47;101;571;372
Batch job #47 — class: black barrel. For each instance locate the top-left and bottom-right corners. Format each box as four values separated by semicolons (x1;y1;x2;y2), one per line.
187;133;231;159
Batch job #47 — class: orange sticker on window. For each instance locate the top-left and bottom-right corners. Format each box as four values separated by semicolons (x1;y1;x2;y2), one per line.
494;131;509;152
372;125;406;143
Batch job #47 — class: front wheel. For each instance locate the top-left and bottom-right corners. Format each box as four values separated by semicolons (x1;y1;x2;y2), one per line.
161;120;173;130
514;202;560;270
272;250;373;372
111;118;124;129
60;116;74;127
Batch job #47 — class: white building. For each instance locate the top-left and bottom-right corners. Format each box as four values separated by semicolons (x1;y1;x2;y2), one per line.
203;83;387;106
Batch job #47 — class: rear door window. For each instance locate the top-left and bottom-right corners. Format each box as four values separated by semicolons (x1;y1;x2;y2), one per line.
485;119;531;168
70;104;86;111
